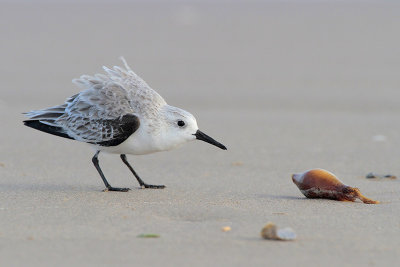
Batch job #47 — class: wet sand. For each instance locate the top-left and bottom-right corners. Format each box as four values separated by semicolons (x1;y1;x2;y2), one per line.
1;1;400;266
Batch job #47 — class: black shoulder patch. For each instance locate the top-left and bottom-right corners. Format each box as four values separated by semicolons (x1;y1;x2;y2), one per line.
95;114;140;147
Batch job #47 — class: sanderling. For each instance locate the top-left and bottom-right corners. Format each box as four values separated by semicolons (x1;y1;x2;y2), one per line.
24;58;227;192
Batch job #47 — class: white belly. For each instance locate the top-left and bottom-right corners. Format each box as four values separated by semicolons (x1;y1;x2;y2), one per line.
97;128;160;155
94;121;189;155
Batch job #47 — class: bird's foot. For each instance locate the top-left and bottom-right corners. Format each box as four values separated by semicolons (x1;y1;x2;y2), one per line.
103;187;131;192
140;184;166;189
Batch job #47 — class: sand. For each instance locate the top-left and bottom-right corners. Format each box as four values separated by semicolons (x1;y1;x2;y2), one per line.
1;1;400;266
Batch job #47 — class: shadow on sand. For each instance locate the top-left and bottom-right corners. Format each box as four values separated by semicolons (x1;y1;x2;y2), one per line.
254;194;306;200
0;183;105;192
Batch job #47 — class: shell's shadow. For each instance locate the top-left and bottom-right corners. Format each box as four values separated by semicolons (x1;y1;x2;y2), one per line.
255;194;306;200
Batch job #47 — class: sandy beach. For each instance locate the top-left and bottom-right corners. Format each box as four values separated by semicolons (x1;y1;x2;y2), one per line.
1;1;400;266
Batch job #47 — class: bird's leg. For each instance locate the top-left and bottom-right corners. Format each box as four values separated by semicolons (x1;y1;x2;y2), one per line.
92;151;130;192
120;154;165;189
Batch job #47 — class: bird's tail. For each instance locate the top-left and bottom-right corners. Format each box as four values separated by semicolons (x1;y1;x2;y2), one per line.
23;103;72;140
23;120;72;140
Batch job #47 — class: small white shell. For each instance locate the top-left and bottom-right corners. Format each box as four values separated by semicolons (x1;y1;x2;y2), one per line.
261;222;296;241
276;227;297;241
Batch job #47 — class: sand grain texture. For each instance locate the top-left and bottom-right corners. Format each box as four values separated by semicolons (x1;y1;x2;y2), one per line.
1;1;400;266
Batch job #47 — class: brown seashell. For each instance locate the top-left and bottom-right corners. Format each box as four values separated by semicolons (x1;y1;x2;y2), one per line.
292;169;379;204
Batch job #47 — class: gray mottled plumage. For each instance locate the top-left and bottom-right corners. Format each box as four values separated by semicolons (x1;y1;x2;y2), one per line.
25;58;166;145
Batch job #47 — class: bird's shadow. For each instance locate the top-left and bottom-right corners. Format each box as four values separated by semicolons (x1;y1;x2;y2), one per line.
0;183;103;192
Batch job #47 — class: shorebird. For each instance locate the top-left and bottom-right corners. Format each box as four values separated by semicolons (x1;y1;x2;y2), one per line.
24;58;227;192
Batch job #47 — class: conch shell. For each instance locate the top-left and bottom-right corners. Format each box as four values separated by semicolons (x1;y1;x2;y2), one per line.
292;169;379;204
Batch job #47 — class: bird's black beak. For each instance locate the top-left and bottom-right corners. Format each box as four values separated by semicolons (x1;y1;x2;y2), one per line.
193;130;227;150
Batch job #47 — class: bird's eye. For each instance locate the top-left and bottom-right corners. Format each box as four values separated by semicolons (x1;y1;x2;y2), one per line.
177;120;185;127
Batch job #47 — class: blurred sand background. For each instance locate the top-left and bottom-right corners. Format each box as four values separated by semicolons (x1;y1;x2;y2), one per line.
1;0;400;266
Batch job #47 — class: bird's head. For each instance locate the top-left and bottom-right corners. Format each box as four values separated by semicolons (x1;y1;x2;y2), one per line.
159;105;227;151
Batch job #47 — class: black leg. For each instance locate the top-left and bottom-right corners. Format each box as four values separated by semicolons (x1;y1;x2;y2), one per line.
120;154;165;189
92;151;130;192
